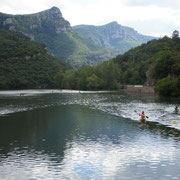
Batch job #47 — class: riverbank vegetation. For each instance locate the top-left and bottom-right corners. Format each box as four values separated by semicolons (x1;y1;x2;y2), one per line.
54;62;121;90
0;28;180;97
55;30;180;96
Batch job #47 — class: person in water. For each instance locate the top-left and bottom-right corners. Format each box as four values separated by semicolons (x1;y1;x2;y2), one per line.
139;111;146;124
175;106;179;112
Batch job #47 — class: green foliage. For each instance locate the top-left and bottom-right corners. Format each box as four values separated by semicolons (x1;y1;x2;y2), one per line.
54;62;121;90
73;22;155;54
111;35;180;93
1;8;180;97
172;30;179;39
35;31;76;61
63;69;77;89
0;28;71;90
0;10;117;68
86;74;104;90
97;62;120;89
155;77;178;97
54;71;64;89
53;32;180;95
151;51;176;79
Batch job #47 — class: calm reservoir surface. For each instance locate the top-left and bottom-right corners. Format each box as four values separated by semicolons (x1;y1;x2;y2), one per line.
0;90;180;180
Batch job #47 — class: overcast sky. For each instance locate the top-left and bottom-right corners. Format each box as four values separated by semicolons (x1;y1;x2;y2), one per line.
0;0;180;37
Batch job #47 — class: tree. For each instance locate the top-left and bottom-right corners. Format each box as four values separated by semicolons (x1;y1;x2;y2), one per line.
100;62;120;89
151;51;175;79
86;74;105;90
172;30;179;38
54;71;64;88
63;69;77;89
155;77;177;97
76;65;94;90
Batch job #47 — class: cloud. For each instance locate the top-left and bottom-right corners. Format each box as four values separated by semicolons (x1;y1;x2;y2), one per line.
0;0;53;14
126;19;176;37
62;0;179;36
121;0;180;9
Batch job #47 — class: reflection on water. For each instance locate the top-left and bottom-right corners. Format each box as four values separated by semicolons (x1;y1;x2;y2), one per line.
0;91;180;179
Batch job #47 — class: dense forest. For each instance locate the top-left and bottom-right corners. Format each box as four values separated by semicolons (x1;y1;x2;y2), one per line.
0;29;71;89
54;30;180;97
0;27;180;97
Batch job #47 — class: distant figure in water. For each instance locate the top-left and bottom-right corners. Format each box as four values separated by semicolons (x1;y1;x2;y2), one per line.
174;106;179;112
139;111;146;124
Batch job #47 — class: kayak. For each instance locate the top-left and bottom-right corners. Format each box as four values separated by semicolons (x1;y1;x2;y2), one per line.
174;109;179;113
140;118;146;124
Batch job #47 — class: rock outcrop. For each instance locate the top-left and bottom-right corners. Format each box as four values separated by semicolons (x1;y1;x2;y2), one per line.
0;7;71;35
73;21;156;53
0;7;113;67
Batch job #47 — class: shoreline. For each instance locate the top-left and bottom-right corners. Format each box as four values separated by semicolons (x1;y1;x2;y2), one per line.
123;85;155;94
0;89;113;96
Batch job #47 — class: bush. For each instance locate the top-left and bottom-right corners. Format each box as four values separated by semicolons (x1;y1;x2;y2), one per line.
155;77;178;97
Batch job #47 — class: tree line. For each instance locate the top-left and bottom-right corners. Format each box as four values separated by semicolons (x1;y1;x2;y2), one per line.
0;28;180;97
54;61;121;90
54;30;180;97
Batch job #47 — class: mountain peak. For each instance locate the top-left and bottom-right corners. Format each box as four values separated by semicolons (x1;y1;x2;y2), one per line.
39;6;62;19
0;6;71;36
105;21;120;26
50;6;60;11
73;22;156;53
109;21;119;25
35;7;71;33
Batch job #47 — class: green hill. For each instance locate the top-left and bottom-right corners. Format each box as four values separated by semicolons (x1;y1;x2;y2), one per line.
0;7;117;68
112;31;180;96
0;28;71;89
73;21;155;53
54;31;180;97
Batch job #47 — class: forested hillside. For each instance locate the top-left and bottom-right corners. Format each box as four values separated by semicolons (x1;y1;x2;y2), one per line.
0;7;117;68
73;21;155;53
54;31;180;97
0;28;71;89
0;28;179;97
113;30;180;96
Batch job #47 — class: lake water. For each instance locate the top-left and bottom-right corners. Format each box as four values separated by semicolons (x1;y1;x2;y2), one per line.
0;90;180;180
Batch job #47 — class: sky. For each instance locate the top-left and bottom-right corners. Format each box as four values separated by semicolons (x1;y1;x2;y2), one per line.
0;0;180;37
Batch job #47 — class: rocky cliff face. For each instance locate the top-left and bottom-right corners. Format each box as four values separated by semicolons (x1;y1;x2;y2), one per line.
37;6;71;33
145;66;157;86
0;7;115;67
0;7;71;36
40;6;63;19
0;7;156;67
73;21;156;52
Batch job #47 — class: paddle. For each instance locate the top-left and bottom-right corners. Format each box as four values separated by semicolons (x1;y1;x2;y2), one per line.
134;110;149;119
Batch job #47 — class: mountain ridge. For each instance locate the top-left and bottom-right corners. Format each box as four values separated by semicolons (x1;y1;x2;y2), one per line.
0;7;117;67
0;7;155;67
73;21;156;53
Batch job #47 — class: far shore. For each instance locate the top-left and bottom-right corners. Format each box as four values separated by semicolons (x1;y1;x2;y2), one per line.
0;89;114;96
123;85;155;94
